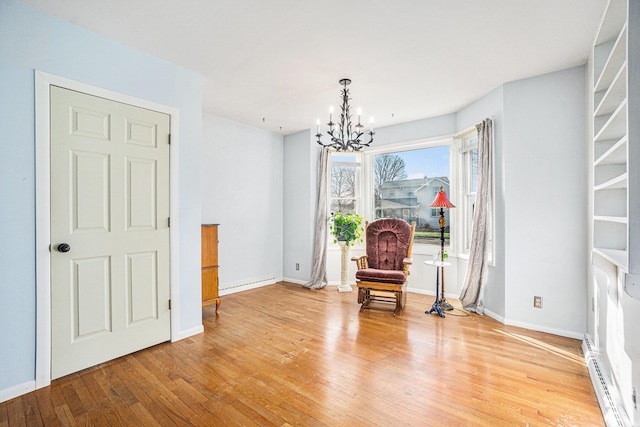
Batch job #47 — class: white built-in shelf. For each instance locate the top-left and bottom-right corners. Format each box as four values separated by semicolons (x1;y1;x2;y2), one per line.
594;0;628;46
594;215;628;224
594;172;628;191
594;135;627;166
594;99;627;142
594;63;627;117
593;248;628;270
592;0;631;280
594;24;627;93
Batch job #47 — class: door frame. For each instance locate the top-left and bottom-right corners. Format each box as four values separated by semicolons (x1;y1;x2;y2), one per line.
34;71;181;389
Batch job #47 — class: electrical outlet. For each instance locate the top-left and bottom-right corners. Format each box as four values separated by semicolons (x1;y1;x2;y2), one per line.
534;296;543;309
295;263;300;271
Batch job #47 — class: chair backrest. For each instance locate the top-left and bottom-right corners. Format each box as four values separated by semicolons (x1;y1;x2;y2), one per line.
365;219;415;272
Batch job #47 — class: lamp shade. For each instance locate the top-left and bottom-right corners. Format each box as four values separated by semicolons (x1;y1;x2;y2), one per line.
429;186;455;208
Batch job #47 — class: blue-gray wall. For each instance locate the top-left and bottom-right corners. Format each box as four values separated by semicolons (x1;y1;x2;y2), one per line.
282;66;589;338
502;66;587;334
456;85;506;318
283;130;317;282
201;114;284;289
0;0;203;393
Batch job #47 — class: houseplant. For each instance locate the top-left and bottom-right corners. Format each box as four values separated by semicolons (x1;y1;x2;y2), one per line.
329;211;364;246
329;211;364;292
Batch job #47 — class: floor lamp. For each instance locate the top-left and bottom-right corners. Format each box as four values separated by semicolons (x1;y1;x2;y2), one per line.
426;186;455;316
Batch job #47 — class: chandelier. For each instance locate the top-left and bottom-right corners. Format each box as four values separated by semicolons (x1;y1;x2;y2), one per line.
316;79;374;151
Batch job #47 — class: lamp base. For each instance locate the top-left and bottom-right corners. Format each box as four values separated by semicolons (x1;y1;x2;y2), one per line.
426;300;445;318
337;284;353;293
440;298;454;311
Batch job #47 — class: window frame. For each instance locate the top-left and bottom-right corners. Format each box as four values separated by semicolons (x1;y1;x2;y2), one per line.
460;131;478;253
327;151;363;247
361;136;455;255
455;127;494;265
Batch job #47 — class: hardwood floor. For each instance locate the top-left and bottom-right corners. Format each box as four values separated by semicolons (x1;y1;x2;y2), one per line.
1;282;603;426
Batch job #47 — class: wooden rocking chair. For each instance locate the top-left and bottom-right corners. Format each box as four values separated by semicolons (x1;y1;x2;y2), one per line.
352;219;416;316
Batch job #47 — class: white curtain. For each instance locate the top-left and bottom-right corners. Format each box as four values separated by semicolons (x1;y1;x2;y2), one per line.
459;118;493;313
304;148;330;289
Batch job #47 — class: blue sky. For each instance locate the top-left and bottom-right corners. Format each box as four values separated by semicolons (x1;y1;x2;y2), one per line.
390;146;449;179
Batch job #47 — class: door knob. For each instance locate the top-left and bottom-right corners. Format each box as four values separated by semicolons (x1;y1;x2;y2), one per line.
57;243;71;253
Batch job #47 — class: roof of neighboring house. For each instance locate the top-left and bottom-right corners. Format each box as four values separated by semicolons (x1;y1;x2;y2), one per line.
416;176;450;193
380;176;450;191
380;178;427;189
427;176;449;185
375;200;420;210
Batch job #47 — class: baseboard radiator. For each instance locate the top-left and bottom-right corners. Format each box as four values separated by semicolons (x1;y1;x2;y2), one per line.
219;276;278;296
582;335;629;427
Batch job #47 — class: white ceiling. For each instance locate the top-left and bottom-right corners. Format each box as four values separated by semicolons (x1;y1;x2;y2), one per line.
22;0;606;135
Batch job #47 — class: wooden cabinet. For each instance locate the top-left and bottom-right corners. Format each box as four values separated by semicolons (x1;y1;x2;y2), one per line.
202;224;221;313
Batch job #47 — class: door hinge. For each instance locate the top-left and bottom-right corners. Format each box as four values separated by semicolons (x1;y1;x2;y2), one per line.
169;299;172;310
168;217;171;227
168;134;171;145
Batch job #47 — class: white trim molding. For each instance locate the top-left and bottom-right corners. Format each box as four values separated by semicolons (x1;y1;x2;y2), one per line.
0;381;36;404
34;71;181;390
503;318;583;340
175;325;205;341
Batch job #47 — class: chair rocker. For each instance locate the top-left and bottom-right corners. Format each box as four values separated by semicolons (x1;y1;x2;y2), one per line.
352;219;416;316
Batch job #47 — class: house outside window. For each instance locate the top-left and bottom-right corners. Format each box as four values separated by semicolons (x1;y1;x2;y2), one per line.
372;144;451;247
326;132;493;256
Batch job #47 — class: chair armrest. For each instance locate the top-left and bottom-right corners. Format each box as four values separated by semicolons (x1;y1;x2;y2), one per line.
352;255;368;270
403;258;413;276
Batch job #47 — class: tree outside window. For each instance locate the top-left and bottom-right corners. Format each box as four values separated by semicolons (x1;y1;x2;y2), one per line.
330;153;360;215
373;146;450;246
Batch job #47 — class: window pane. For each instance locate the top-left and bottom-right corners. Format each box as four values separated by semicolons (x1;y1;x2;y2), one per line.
374;146;450;246
464;193;476;249
462;133;479;253
330;153;360;216
330;199;355;214
470;147;478;193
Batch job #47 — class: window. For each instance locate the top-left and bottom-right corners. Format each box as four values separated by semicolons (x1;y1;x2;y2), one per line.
460;132;479;252
329;152;361;215
373;145;450;246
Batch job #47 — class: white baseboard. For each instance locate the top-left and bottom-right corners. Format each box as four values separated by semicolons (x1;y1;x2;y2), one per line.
327;281;356;286
406;287;457;299
281;277;307;286
0;380;35;404
483;308;505;323
173;324;204;342
583;335;629;427
219;276;280;296
502;318;583;340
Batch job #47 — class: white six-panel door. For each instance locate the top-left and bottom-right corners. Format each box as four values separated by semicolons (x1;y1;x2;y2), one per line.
50;86;171;379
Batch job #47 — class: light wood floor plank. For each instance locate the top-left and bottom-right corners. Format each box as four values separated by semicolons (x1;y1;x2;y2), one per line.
0;282;603;426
